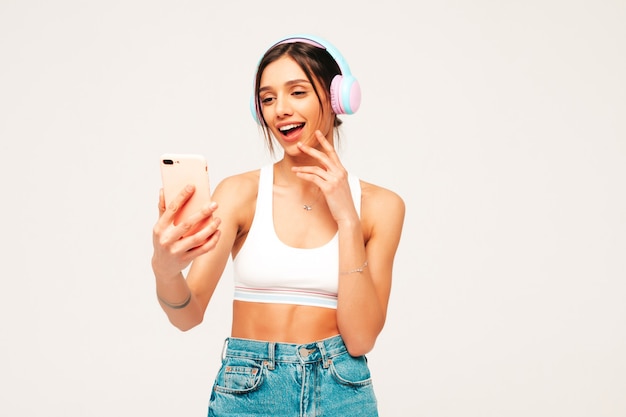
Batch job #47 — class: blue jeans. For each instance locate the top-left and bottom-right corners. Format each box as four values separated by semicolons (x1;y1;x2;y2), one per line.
207;334;378;416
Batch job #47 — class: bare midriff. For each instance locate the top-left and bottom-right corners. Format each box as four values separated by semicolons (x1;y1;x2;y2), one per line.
231;300;340;344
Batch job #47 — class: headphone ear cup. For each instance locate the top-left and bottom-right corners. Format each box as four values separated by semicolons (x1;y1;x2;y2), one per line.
250;94;260;124
330;75;344;114
330;74;361;115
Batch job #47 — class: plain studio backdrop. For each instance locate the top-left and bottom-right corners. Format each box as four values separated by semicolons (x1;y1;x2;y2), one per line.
1;1;624;416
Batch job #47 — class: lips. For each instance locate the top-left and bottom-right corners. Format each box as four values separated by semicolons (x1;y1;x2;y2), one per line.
278;123;305;140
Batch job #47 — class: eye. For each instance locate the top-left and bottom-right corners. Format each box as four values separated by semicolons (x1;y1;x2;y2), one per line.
261;96;275;105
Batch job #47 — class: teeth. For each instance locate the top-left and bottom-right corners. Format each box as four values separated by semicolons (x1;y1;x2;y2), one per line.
279;123;302;132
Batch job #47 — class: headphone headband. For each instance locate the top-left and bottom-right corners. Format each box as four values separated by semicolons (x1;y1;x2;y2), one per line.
272;35;354;79
251;34;361;122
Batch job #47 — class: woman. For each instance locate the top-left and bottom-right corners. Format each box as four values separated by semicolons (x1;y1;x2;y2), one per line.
152;34;405;416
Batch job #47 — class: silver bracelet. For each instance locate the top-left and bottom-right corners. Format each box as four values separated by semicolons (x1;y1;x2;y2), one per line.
157;289;192;309
340;260;368;275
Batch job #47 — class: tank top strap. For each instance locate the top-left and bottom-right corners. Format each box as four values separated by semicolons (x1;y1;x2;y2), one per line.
251;164;274;233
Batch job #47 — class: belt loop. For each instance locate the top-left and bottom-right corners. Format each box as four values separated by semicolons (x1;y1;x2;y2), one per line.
317;340;331;369
221;338;229;361
267;342;276;370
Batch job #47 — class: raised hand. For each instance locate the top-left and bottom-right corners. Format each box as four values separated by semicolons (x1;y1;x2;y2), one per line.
151;185;221;280
291;130;359;224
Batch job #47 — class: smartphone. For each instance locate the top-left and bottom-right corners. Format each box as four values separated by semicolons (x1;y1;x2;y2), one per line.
159;153;211;227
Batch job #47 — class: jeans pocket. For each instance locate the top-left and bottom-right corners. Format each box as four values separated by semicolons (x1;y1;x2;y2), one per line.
329;353;373;387
213;357;265;394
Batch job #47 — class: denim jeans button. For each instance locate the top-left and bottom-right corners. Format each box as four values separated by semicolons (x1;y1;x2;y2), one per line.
299;347;314;357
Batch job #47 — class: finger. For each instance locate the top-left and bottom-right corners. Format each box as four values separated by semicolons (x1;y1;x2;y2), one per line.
313;130;339;157
182;229;222;260
291;168;331;191
175;201;218;235
189;217;222;249
297;141;332;168
169;184;195;211
300;130;343;167
155;184;197;240
174;217;221;256
313;130;334;151
158;189;166;215
160;184;196;224
293;165;331;180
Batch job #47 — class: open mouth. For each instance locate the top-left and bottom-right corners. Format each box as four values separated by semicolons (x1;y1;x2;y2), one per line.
278;123;305;138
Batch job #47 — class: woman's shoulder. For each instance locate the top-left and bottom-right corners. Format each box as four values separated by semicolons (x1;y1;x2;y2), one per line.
211;168;261;209
359;180;405;241
214;168;260;194
211;169;262;228
359;180;405;213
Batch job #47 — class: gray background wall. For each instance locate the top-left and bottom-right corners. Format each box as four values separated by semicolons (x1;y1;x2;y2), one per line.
1;1;624;416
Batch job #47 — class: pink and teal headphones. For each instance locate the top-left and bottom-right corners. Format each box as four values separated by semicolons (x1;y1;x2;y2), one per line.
251;34;361;123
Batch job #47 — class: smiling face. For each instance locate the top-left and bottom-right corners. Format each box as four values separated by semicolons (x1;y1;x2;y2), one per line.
253;41;342;155
259;56;334;155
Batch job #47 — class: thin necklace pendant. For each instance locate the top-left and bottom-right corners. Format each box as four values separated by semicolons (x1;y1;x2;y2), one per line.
303;193;319;211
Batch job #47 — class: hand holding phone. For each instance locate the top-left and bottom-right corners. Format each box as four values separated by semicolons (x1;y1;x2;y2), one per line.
159;153;211;228
153;153;217;279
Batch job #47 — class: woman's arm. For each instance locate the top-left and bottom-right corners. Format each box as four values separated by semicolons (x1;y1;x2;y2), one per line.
152;174;254;331
335;184;405;356
292;131;406;356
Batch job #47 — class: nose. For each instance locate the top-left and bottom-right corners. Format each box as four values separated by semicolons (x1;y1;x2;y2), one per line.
274;94;293;118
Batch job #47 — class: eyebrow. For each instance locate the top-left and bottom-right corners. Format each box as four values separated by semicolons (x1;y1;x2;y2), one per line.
258;79;312;93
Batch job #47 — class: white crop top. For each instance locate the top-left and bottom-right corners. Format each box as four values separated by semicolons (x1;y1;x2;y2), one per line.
233;164;361;309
